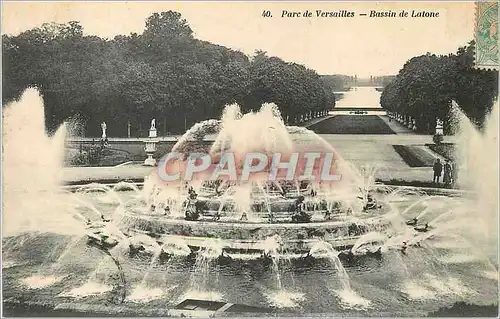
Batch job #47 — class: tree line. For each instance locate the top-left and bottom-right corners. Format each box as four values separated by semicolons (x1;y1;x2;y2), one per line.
380;42;498;134
3;11;337;137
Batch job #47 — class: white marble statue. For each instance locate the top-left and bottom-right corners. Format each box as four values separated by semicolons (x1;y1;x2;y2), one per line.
435;118;444;135
150;118;156;131
101;122;107;139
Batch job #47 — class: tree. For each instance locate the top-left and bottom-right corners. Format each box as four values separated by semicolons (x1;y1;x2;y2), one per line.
3;11;336;135
380;41;498;134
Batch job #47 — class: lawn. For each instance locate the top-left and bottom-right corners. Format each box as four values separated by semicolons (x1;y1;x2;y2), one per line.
309;115;396;134
426;143;457;161
392;145;437;167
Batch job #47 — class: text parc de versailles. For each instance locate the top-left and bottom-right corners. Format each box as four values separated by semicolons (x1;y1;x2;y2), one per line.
281;9;439;18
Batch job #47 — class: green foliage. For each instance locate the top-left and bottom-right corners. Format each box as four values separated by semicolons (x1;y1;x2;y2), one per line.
381;42;498;134
432;134;444;145
320;74;354;91
3;11;336;135
67;143;105;166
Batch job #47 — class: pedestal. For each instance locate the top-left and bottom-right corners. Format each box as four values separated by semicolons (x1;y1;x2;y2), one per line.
144;129;158;166
144;153;156;166
435;119;444;135
407;117;413;129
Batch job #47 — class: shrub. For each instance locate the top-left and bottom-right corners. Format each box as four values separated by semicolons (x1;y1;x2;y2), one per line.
433;134;444;145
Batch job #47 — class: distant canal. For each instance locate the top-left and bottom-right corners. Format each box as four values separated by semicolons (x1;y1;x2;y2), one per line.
334;86;383;109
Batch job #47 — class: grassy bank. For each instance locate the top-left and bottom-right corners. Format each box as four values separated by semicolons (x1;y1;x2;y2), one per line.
309;115;396;134
392;145;436;167
426;143;456;161
376;179;462;191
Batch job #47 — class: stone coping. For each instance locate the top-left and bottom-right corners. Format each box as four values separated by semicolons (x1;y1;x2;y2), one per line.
121;211;386;228
62;181;471;197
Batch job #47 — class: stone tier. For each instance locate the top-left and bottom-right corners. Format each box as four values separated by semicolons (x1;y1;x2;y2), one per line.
117;213;392;252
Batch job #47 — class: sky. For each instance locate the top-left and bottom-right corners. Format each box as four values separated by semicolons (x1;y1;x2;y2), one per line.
2;1;476;77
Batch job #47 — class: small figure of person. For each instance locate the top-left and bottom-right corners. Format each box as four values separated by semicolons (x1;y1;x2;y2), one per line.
433;159;443;184
443;159;452;188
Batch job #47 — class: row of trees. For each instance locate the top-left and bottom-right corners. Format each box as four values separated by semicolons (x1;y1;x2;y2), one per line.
320;75;357;91
380;42;498;134
3;11;336;136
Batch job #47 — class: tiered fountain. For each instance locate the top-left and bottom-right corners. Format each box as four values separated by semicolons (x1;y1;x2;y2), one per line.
114;102;396;256
2;89;498;316
144;119;159;166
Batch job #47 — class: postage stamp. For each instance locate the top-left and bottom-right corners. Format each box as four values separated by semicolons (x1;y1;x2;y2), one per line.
474;1;499;69
2;1;499;317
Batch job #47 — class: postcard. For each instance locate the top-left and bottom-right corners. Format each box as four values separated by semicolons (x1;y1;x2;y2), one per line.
2;1;498;317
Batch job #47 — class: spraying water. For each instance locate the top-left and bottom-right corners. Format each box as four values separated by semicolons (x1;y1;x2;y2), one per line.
309;241;371;309
451;99;499;245
2;88;86;236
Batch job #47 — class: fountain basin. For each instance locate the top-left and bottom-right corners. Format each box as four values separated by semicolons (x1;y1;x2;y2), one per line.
117;213;393;253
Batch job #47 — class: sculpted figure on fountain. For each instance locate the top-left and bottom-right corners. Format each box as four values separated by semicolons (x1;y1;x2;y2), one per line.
184;187;200;221
363;193;381;211
291;195;312;223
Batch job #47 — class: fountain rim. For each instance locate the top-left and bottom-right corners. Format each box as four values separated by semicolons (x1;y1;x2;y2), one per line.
124;230;363;253
61;181;472;197
119;211;389;228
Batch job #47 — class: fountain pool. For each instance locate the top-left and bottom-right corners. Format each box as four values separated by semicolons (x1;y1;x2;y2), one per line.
2;189;498;315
